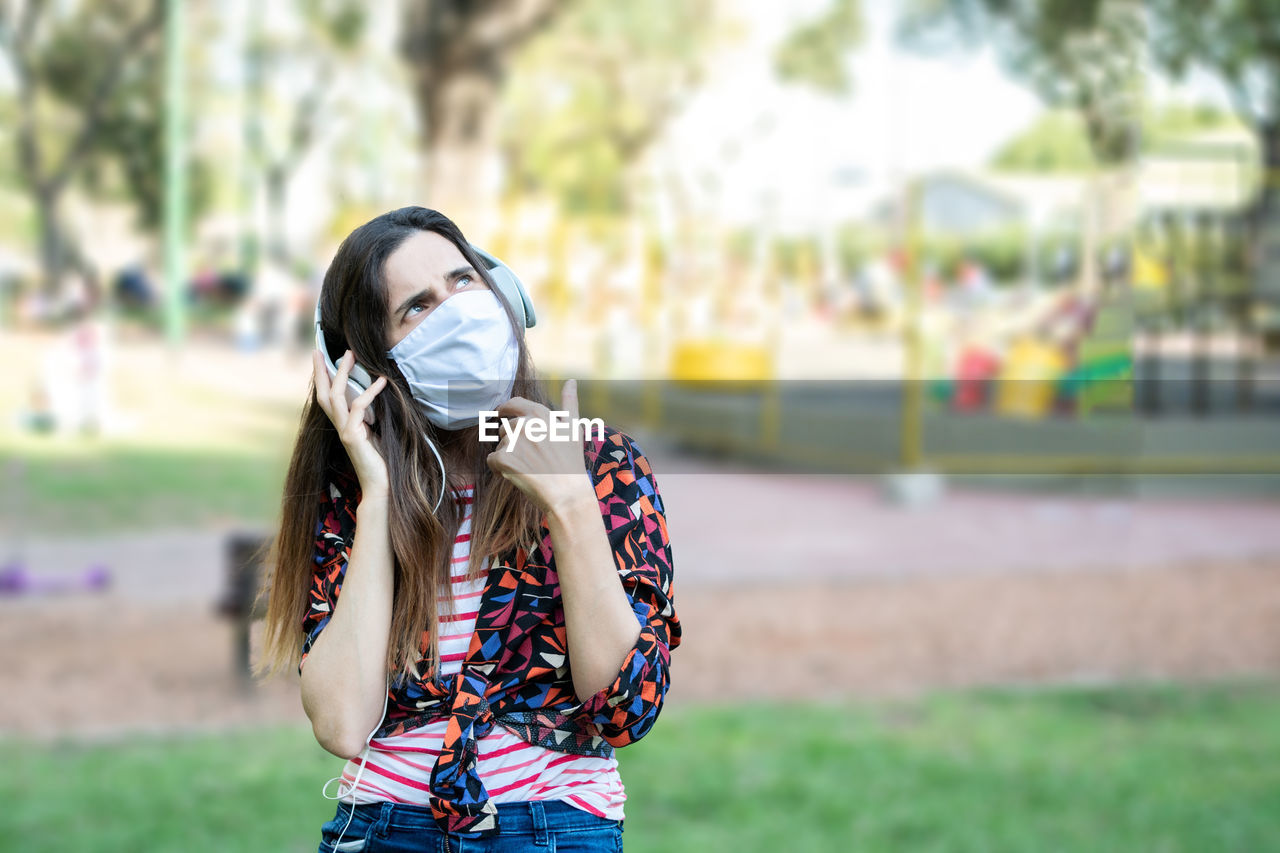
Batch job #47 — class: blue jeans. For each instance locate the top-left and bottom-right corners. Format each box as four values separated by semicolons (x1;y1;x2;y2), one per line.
317;799;625;852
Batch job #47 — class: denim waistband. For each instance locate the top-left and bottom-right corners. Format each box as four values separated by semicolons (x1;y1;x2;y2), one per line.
338;798;619;836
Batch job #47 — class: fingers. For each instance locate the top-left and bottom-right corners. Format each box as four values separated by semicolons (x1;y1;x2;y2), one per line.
486;442;515;479
320;349;363;430
494;395;538;419
562;378;579;424
315;349;385;434
329;350;354;421
348;375;387;425
312;349;332;416
502;416;524;453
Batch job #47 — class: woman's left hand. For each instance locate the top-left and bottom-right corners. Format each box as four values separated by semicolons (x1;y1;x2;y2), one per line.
486;379;596;517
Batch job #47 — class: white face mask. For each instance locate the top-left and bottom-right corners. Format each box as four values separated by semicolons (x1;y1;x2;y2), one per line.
387;289;520;430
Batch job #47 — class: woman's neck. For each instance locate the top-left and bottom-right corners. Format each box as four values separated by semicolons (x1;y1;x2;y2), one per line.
440;442;476;488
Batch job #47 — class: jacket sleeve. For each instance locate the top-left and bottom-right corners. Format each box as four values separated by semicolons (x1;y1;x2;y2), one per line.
574;428;682;746
298;481;357;675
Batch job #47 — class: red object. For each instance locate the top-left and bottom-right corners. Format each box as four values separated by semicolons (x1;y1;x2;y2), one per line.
953;345;1001;411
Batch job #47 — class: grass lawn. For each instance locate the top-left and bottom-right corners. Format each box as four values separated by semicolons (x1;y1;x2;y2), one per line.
5;680;1279;852
5;441;294;534
3;339;304;536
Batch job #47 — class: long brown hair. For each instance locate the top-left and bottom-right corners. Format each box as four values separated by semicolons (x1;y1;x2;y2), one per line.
256;206;549;682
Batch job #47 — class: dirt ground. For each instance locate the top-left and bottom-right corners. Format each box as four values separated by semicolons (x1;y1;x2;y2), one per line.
3;557;1278;743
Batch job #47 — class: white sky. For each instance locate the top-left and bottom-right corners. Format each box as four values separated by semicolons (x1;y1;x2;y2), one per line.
658;0;1240;231
657;0;1043;230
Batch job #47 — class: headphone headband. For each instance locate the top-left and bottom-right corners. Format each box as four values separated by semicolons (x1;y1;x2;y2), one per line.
470;244;537;330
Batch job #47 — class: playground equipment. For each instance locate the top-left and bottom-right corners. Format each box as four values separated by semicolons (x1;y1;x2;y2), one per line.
0;458;113;598
0;563;111;597
995;336;1067;419
530;197;1280;480
669;339;774;383
1133;208;1266;415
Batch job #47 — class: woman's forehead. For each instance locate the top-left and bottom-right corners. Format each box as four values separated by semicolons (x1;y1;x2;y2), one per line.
384;231;468;299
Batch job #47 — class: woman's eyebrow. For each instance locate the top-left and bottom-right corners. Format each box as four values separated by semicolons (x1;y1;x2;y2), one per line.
393;266;478;317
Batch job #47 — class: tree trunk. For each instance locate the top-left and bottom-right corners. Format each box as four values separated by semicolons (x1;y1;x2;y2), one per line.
415;70;505;240
1253;121;1280;300
266;163;288;265
1259;121;1280;218
400;0;566;242
1078;168;1101;300
36;188;66;299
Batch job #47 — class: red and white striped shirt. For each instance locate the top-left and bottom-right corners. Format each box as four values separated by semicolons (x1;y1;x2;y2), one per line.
336;484;627;821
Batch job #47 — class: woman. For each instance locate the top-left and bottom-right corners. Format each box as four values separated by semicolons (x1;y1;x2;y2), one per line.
258;207;680;853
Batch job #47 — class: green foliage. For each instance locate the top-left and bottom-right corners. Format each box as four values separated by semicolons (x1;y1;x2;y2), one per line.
899;0;1145;166
298;0;368;52
992;103;1246;175
833;221;885;274
1146;0;1280;128
992;110;1095;173
773;0;864;95
725;222;1031;285
1142;102;1247;148
916;225;1029;282
0;0;220;244
502;0;716;215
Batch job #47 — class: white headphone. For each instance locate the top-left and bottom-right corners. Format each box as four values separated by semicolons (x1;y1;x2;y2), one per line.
314;243;536;513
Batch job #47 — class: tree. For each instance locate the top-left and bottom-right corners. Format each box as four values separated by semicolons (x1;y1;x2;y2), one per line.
991;111;1095;173
773;0;862;96
0;0;170;295
1147;0;1280;222
770;0;865;308
499;0;716;215
398;0;569;229
900;0;1144;168
992;104;1243;174
898;0;1147;294
242;0;369;271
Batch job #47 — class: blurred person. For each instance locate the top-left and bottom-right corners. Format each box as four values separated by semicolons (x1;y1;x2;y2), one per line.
190;255;221;304
952;257;994;315
1101;243;1130;290
259;207;679;852
29;272;112;437
1049;244;1077;286
853;256;898;320
256;253;294;348
290;262;323;355
921;259;945;305
112;262;154;310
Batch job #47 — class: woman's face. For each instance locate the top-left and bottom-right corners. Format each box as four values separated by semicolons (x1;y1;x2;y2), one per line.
382;230;492;350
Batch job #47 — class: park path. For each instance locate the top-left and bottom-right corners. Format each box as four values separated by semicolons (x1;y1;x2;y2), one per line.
12;435;1280;595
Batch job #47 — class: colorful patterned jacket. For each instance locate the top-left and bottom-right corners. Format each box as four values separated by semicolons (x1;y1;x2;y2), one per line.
299;424;681;839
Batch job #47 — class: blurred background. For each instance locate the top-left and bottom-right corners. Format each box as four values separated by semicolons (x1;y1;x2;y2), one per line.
2;0;1280;850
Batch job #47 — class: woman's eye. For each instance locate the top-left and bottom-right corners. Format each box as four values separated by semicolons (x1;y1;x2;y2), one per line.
407;302;425;317
454;275;473;291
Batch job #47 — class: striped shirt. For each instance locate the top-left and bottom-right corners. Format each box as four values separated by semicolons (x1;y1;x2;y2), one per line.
336;484;627;821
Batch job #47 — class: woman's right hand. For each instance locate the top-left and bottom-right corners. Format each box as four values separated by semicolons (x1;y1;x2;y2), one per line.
313;348;390;494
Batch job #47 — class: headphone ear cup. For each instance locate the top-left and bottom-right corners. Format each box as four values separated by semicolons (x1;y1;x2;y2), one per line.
471;244;536;329
346;361;377;425
348;361;374;392
314;302;378;425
